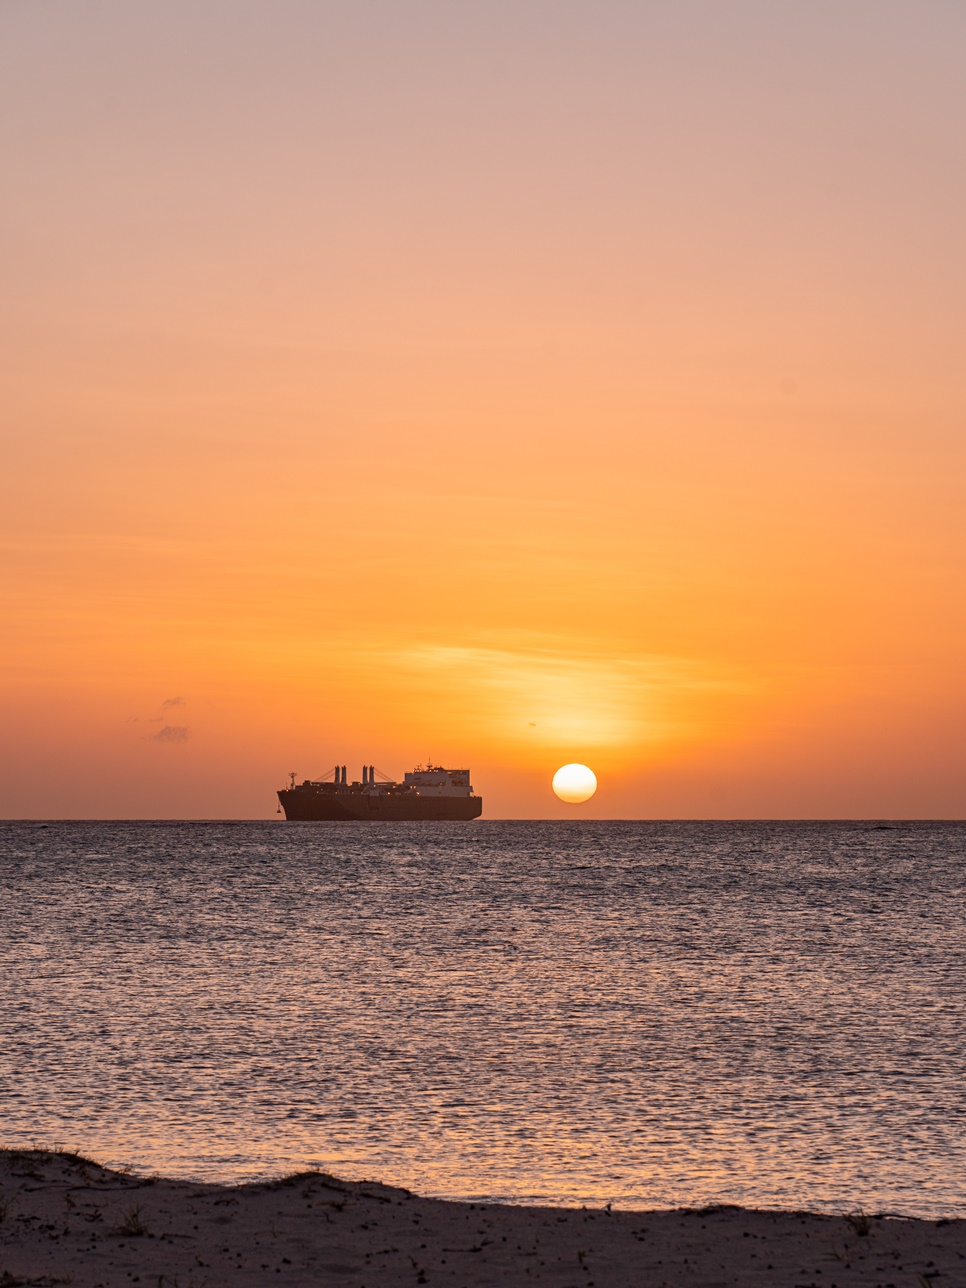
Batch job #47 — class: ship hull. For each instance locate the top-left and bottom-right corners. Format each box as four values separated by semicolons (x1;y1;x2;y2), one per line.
278;790;483;821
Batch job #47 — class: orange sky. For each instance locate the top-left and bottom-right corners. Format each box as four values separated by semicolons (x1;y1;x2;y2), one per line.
2;1;964;818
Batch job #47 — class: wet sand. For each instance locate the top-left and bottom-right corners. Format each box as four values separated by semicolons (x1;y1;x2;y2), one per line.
1;1149;963;1287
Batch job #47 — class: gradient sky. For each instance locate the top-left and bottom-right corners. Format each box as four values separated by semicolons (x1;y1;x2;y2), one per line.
2;0;964;818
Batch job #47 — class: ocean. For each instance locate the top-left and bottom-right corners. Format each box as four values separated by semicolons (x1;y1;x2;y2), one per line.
2;820;964;1217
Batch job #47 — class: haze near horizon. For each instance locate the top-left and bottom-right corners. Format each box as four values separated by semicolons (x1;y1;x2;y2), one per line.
2;0;964;818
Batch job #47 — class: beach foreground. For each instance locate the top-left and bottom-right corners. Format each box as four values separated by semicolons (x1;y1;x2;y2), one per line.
1;1151;963;1287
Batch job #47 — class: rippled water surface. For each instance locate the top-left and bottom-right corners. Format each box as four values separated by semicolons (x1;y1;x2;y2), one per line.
2;820;965;1215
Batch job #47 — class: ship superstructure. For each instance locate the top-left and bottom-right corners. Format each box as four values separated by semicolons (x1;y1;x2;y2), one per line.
277;762;482;821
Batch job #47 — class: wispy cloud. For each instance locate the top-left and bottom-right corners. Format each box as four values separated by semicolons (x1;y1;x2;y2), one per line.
395;643;738;749
152;725;190;744
128;697;189;732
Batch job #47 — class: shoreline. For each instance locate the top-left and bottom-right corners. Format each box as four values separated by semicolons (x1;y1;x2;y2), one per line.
2;1150;964;1287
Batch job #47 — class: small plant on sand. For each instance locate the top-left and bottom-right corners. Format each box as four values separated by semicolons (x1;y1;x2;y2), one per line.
843;1210;872;1236
829;1239;850;1266
116;1203;150;1236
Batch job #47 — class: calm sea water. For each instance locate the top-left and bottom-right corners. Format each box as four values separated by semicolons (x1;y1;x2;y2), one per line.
2;820;964;1216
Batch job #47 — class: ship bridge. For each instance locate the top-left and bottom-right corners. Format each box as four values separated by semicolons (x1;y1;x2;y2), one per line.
403;765;474;797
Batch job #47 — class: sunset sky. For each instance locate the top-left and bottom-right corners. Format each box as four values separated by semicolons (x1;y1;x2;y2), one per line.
3;0;964;818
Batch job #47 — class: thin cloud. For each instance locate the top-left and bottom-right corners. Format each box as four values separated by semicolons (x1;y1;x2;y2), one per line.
161;697;185;709
152;725;190;744
396;643;734;749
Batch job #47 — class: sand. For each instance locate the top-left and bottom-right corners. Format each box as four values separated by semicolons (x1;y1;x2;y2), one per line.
1;1149;963;1287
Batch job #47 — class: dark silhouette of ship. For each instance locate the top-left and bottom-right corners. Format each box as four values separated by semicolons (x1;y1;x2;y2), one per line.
277;763;483;821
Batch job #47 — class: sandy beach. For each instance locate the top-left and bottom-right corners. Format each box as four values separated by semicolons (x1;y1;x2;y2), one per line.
1;1150;962;1287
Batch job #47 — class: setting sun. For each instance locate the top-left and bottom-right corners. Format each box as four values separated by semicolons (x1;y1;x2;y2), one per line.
552;764;598;804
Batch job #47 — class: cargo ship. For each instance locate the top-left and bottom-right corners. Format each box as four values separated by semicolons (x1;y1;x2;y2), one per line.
277;763;483;821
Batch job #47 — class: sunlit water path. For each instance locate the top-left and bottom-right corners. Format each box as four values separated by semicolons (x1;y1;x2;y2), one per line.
2;820;964;1216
